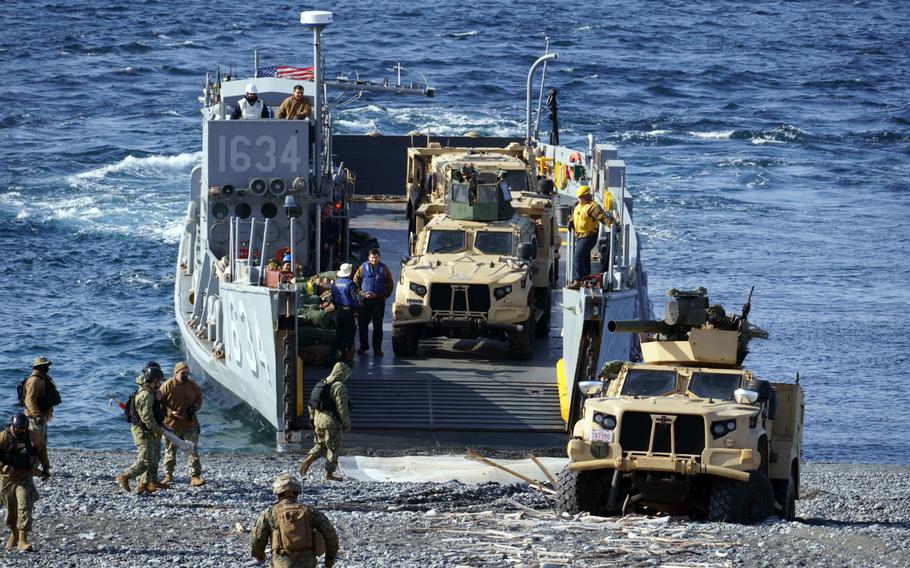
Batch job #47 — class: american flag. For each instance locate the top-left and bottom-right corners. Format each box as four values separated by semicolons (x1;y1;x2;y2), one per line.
257;65;314;81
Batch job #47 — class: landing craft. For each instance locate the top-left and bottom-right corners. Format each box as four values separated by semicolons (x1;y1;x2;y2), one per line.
174;11;652;449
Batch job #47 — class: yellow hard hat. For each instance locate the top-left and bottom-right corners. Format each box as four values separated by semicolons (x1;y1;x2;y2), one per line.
576;185;591;198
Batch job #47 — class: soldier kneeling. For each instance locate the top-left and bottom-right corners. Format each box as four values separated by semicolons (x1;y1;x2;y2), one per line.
0;413;50;552
250;474;339;567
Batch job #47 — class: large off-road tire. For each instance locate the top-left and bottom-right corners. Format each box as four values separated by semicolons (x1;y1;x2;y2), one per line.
392;325;419;357
772;476;797;521
508;316;534;360
534;288;552;338
708;471;775;524
556;467;609;515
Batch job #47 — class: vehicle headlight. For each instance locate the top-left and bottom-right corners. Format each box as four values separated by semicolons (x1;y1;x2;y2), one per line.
409;282;427;297
711;419;737;439
493;285;512;300
593;413;616;430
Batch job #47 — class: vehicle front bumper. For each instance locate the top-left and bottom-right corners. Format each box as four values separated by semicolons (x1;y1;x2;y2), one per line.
566;439;756;482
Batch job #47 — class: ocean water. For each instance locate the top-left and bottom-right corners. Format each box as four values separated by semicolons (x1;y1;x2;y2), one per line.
1;1;908;462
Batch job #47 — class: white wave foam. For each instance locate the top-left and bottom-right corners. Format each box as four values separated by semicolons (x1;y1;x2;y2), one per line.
70;152;201;181
451;31;478;37
335;104;521;137
689;131;734;139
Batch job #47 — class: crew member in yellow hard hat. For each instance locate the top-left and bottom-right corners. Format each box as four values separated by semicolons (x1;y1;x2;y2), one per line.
566;184;616;290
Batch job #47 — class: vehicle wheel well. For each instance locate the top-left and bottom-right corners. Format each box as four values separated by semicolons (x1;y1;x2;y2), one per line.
758;435;769;476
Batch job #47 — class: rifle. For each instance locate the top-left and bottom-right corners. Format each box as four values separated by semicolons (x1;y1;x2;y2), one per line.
106;394;196;454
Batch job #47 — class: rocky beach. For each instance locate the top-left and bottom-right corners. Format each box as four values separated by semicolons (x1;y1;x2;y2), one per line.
2;450;907;567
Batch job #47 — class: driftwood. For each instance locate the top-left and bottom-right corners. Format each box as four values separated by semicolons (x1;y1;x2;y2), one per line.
407;505;739;567
464;450;555;494
527;453;558;486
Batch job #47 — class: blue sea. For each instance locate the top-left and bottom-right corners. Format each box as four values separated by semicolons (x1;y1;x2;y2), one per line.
1;1;908;462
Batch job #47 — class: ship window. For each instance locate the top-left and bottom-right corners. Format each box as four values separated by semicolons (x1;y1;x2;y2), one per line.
687;372;743;400
261;203;278;219
621;369;678;396
426;230;465;254
235;202;252;219
474;231;512;255
212;203;229;219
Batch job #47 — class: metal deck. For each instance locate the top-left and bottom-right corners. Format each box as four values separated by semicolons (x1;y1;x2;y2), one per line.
329;202;568;447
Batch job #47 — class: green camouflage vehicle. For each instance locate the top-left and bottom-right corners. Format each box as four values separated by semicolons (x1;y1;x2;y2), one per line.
557;288;804;524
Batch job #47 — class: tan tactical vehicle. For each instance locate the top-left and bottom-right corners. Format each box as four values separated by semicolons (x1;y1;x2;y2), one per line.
392;144;558;358
557;288;803;524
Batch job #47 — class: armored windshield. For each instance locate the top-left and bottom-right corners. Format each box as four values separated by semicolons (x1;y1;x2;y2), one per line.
474;231;513;255
501;170;528;191
687;372;743;400
426;230;466;254
620;369;678;396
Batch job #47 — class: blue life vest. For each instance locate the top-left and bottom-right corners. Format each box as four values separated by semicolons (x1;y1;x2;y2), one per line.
360;262;387;296
332;277;359;308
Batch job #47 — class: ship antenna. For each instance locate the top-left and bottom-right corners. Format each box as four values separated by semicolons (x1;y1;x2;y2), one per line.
301;10;333;197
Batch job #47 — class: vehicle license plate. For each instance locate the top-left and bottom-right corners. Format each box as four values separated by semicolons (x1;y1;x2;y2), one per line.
589;429;613;443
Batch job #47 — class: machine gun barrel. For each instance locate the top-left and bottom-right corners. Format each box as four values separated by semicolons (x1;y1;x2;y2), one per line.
608;320;675;335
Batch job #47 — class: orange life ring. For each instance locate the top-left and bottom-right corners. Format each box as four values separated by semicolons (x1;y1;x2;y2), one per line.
569;152;583;164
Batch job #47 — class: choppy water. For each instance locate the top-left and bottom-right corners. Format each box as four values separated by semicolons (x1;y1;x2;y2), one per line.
1;1;908;461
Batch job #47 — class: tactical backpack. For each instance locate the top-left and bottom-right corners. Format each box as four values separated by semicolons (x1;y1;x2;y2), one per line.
17;375;62;410
308;380;337;415
123;393;142;426
272;502;314;553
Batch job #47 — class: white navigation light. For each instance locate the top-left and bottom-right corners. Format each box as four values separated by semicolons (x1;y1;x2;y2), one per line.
301;10;333;26
291;177;307;194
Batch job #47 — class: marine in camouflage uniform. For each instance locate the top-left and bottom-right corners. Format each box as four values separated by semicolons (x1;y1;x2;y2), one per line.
22;356;59;444
0;413;50;552
161;361;205;486
116;365;165;495
298;363;351;481
250;474;339;568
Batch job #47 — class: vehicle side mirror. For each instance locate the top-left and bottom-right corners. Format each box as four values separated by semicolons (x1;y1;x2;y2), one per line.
734;388;759;404
578;380;604;397
517;242;537;260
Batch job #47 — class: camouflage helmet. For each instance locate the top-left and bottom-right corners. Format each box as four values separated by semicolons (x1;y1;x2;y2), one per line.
272;474;301;496
32;355;52;368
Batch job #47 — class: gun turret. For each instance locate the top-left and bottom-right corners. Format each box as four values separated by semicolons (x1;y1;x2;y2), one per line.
608;287;768;367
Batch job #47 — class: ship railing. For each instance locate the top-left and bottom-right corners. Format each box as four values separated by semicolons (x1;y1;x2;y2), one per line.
541;141;640;293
